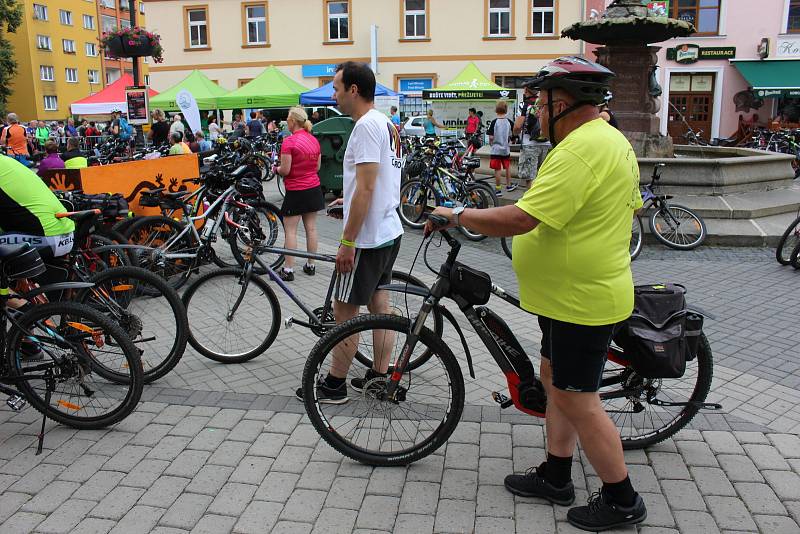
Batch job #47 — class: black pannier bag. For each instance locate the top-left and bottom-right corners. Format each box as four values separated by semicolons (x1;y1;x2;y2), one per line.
614;283;690;379
449;262;492;305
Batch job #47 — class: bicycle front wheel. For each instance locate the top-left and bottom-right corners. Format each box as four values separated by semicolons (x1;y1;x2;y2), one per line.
601;333;713;449
7;301;144;429
630;216;644;260
302;314;465;466
500;237;513;260
776;214;800;265
649;204;707;250
398;180;432;230
124;215;196;290
182;268;281;363
457;184;498;242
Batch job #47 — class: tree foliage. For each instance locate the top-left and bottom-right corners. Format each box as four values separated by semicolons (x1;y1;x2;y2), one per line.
0;0;24;116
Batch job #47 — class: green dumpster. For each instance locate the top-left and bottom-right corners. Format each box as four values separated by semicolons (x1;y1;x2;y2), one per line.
312;116;354;196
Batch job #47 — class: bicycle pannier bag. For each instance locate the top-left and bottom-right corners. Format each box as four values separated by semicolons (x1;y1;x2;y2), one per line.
449;262;491;305
614;283;688;379
684;312;704;361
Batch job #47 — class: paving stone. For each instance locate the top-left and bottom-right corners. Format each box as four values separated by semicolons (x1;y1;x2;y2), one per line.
623;449;649;465
753;514;800;534
57;453;109;483
271;522;312;534
159;493;213;530
511;424;544;448
254;472;300;503
151;405;192;425
311;508;359;534
120;459;170;488
434;499;475;534
43;439;94;466
703;431;746;455
248;432;289;458
286;424;322;447
189;406;220;417
366;466;406;497
264;413;302;434
170;416;212;438
129;424;172;447
150;528;189;534
441;469;478;500
297;461;339;491
405;454;444;483
101;445;151;473
337;460;374;478
146;436;192;461
207;482;258;517
310;441;343;463
185;465;234;496
444;443;479;470
207;441;251;467
660;480;706;511
162;450;210;479
208;409;246;430
272;446;314;474
229;456;273;485
478;457;514;486
20;480;79;514
674;510;721;534
0;493;30;524
689;467;737;497
280;489;327;522
648;439;678;453
8;463;65;493
189;514;237;534
1;511;45;533
399;481;440;515
324;476;369;510
73;471;125;501
233;501;283;534
113;411;157;434
355;495;400;530
449;422;481;444
139;476;190;508
514;502;555;533
35;499;97;534
637;528;679;534
717;454;765;483
628;464;661;493
0;473;18;493
768;434;800;458
706;496;759;531
227;420;267;443
90;486;146;521
393;513;434;534
513;446;547;474
87;433;134;456
648;453;691;480
476;485;514;518
784;501;800;526
186;428;229;451
480;433;512;459
734;482;787;515
732;432;769;445
676;440;719;467
763;470;800;500
639;493;676;528
108;505;165;534
742;444;791;471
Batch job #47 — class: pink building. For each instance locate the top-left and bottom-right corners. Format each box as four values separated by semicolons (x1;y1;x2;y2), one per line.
582;0;800;141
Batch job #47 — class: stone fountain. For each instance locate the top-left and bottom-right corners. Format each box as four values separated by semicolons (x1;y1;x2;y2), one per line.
562;0;694;158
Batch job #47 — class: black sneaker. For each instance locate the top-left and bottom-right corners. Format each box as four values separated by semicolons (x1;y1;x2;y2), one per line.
295;377;348;404
302;263;316;276
567;490;647;532
495;189;503;197
504;466;575;506
279;268;294;282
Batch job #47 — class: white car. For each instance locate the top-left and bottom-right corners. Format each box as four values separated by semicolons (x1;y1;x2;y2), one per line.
400;115;427;137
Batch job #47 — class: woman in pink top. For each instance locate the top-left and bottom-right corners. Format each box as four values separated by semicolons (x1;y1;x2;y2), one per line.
274;107;324;281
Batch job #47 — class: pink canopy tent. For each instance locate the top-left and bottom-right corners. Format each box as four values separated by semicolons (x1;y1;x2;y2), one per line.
70;74;158;116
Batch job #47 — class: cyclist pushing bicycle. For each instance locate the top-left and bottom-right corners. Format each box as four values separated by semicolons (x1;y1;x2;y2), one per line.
426;56;646;531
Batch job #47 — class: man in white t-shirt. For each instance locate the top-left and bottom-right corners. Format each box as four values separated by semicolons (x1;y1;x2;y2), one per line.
295;61;403;404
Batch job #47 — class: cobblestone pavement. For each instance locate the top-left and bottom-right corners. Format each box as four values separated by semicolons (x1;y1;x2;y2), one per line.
1;186;799;533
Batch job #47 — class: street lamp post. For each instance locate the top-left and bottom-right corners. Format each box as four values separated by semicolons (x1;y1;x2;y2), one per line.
128;0;139;86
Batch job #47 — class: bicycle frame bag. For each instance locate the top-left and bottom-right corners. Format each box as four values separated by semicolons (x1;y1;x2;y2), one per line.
449;262;491;305
614;283;688;379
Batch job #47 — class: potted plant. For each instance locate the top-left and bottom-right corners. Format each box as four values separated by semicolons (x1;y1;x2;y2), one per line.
99;26;163;63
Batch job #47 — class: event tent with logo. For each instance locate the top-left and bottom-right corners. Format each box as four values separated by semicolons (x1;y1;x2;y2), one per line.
423;62;515;102
149;70;229;111
71;74;159;116
215;66;309;109
300;80;404;106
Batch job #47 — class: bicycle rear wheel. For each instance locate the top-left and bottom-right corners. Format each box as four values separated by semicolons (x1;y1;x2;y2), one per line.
630;216;644;260
228;201;285;272
776;214;800;265
501;237;513;260
457;184;498;242
601;333;713;449
649;204;707;250
302;314;464;466
124;215;196;290
7;301;144;429
398;180;432;230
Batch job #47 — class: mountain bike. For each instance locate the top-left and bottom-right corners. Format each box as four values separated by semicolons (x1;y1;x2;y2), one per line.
301;219;718;466
640;163;706;250
777;211;800;265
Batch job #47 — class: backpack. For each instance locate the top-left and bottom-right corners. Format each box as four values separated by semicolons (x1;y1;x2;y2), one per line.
118;117;133;140
613;284;699;379
521;101;541;140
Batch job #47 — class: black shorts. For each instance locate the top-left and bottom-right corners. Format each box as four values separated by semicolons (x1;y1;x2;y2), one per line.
281;186;325;217
538;316;617;393
334;238;401;306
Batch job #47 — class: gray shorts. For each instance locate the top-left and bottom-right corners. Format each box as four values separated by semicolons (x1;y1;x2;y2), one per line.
334;238;402;306
518;144;551;182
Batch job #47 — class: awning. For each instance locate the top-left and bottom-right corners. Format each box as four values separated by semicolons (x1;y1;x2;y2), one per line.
731;59;800;98
216;66;309;109
300;81;403;106
423;62;516;101
71;74;159;116
149;70;229;111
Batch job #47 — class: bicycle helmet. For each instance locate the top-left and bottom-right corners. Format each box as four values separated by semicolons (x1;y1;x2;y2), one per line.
404;158;426;178
110;106;122;114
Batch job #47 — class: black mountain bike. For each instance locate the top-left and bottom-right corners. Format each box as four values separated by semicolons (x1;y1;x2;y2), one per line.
301;220;717;466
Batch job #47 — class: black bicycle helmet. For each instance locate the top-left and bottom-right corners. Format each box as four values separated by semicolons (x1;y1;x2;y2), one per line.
525;56;615;106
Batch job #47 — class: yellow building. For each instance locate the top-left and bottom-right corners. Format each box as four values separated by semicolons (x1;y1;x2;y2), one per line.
144;0;583;111
6;0;150;122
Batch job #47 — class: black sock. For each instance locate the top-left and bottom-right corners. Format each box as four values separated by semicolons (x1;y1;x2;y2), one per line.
603;475;636;507
324;374;346;388
541;453;572;487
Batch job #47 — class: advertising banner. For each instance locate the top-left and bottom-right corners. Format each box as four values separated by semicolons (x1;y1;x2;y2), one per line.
125;86;150;126
176;90;202;135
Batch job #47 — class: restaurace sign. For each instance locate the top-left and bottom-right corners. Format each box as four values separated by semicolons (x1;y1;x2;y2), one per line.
667;44;736;64
776;36;800;58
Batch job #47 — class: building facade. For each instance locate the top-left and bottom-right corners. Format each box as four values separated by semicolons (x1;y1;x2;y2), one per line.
98;0;150;86
5;0;150;122
144;0;583;114
586;0;800;141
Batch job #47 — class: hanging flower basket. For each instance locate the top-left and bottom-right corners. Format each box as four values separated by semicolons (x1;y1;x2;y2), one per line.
99;27;164;63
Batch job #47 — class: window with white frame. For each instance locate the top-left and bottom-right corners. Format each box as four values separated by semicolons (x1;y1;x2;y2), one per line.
88;70;100;84
33;4;48;20
327;1;349;41
140;2;145;14
101;15;117;33
790;0;800;33
106;68;121;84
245;4;268;45
43;96;58;111
85;42;97;56
59;10;73;25
488;0;512;36
531;0;555;36
120;0;129;10
63;39;76;53
187;7;209;47
83;14;95;29
100;0;114;8
37;35;52;50
65;68;78;83
120;18;131;29
404;0;426;38
40;65;55;81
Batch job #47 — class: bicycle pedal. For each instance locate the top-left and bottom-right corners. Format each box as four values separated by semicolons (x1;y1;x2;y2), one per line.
491;391;513;409
284;317;294;329
7;395;27;411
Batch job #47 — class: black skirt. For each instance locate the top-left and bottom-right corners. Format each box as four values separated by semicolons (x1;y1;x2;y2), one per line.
281;186;325;216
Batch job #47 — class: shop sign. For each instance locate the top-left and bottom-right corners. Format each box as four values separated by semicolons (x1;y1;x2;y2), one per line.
776;35;800;58
647;1;669;17
301;64;338;78
399;78;433;93
667;44;736;63
125;86;149;126
755;88;800;98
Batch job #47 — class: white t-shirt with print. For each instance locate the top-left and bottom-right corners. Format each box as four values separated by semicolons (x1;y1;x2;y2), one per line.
343;108;404;249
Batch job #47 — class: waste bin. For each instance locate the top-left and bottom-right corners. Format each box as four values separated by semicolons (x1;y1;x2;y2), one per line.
312;116;354;196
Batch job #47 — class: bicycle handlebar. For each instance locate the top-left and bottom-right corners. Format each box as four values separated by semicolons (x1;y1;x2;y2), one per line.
55;209;101;219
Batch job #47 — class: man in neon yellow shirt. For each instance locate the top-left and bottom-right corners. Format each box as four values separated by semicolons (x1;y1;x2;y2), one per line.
427;57;645;532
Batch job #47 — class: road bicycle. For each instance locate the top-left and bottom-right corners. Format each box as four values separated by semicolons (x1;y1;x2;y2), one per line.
0;244;143;452
301;220;718;466
181;214;443;365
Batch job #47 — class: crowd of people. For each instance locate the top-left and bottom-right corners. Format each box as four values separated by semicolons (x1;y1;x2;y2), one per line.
0;113;104;167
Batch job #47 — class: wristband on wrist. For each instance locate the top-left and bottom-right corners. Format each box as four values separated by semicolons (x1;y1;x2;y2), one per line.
340;238;356;248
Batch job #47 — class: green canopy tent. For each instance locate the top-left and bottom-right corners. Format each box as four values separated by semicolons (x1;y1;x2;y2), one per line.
216;66;309;109
149;70;229;111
